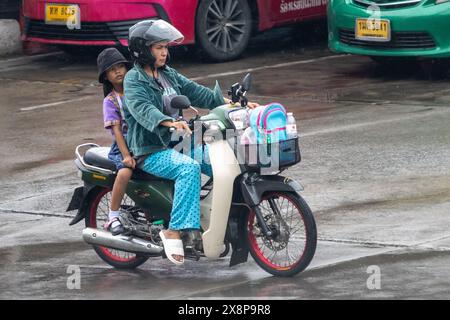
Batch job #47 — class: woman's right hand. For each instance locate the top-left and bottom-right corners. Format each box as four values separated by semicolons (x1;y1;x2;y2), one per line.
161;120;192;135
169;121;192;136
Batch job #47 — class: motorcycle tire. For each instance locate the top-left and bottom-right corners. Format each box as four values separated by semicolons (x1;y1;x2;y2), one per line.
85;187;149;269
247;191;317;277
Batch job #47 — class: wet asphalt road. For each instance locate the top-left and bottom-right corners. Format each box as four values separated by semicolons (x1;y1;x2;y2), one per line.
1;25;450;300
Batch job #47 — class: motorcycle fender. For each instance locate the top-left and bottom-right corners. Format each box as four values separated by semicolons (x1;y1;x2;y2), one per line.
66;186;84;211
67;182;98;226
240;174;303;207
229;209;250;267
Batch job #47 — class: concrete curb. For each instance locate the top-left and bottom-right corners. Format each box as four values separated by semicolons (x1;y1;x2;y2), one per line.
0;19;22;56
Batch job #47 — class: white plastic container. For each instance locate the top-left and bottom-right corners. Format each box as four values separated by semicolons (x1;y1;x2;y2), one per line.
286;112;298;139
241;127;257;145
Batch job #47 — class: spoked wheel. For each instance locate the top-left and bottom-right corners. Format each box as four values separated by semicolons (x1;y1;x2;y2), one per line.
247;192;317;277
196;0;252;61
85;188;149;269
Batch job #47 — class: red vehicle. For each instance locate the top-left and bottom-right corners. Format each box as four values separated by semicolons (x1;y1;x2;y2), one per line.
22;0;327;61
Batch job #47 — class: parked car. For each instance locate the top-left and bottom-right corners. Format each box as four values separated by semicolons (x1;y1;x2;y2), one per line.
22;0;327;62
327;0;450;64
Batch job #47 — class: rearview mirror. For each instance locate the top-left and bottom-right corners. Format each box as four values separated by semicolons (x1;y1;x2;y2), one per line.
170;95;191;110
242;73;252;92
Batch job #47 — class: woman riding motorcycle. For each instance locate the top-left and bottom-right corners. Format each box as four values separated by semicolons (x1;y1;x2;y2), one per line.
123;20;257;265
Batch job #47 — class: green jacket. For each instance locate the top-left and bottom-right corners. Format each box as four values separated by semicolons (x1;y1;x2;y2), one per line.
123;63;225;157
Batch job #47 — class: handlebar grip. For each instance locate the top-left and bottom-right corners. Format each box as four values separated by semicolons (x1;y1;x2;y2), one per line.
170;126;188;136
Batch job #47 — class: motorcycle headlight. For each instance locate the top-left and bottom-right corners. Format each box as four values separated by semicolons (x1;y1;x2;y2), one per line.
203;120;224;143
227;108;249;130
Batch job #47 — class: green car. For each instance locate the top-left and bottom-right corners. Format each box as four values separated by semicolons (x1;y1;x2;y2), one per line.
328;0;450;60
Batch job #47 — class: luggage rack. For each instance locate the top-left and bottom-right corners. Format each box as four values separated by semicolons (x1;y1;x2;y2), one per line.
75;143;115;175
235;137;301;173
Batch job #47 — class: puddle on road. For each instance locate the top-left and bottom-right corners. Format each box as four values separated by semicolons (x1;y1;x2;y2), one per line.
0;240;264;299
0;241;88;265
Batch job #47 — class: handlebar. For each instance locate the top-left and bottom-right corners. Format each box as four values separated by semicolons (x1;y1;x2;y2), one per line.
169;120;192;136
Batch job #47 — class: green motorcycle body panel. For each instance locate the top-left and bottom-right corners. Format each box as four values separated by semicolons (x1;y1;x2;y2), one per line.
81;170;115;189
125;179;174;221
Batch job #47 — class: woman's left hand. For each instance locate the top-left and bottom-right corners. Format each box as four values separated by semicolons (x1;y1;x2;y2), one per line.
247;101;260;109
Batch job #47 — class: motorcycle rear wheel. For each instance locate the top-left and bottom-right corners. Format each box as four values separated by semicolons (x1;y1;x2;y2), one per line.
85;188;149;269
247;191;317;277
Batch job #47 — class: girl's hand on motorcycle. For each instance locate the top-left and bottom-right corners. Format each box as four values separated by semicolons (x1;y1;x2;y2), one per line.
122;155;136;169
247;101;260;109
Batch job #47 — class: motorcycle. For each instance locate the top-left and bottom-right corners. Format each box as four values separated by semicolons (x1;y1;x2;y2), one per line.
67;74;317;277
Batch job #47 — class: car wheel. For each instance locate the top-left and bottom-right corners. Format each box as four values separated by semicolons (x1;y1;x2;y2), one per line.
196;0;252;62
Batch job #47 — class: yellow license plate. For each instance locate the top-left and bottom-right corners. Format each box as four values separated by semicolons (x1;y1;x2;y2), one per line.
355;18;391;42
45;3;80;25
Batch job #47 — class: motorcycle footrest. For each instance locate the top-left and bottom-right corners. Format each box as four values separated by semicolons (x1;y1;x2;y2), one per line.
161;250;201;261
184;247;201;261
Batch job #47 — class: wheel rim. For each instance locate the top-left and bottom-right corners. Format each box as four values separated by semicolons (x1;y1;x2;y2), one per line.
248;193;309;271
206;0;248;53
90;189;138;263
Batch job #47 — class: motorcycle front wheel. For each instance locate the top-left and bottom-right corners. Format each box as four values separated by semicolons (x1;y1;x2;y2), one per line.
247;191;317;277
85;187;149;269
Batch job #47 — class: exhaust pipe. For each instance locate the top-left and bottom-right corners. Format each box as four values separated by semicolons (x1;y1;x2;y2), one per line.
82;228;163;255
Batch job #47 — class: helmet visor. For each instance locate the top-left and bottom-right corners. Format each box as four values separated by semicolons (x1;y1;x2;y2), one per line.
144;20;184;46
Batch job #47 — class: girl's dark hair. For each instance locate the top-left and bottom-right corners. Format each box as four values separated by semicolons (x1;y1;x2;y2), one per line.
101;63;131;97
103;80;114;97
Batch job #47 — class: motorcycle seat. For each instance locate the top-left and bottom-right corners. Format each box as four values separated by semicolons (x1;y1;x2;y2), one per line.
84;147;172;182
84;147;116;171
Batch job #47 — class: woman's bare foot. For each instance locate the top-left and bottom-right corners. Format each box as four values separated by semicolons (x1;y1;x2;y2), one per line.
162;229;184;263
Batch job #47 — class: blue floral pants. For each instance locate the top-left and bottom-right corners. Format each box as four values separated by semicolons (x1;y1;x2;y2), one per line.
141;144;212;230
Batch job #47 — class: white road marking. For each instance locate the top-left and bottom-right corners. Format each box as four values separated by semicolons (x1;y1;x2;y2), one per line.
0;51;64;65
0;208;73;219
0;64;43;72
190;55;347;81
20;96;92;112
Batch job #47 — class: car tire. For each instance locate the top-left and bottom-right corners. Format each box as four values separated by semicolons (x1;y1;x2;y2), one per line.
196;0;252;62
